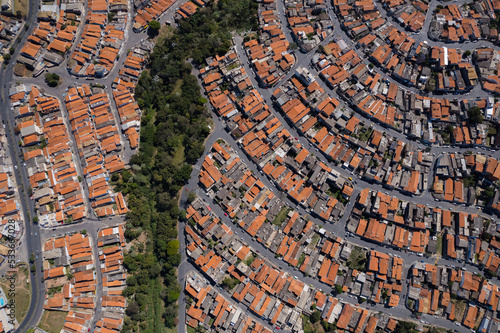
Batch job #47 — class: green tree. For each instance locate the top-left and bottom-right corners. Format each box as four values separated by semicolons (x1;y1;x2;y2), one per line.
44;73;60;87
187;191;197;203
127;276;137;286
166;240;180;256
148;20;161;36
468;106;484;124
310;310;321;323
334;284;343;295
480;186;495;201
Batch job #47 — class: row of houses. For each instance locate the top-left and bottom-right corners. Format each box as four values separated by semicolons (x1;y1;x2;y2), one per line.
202;55;358;214
185;271;274;333
243;0;295;88
332;0;484;95
311;38;500;150
94;225;127;332
64;84;128;218
284;0;333;52
275;65;435;196
0;123;23;298
476;48;500;96
196;142;405;306
11;84;87;226
346;186;500;270
18;2;83;75
408;262;500;332
42;233;97;333
432;152;487;205
0;125;21;225
428;2;499;42
379;0;428;32
68;0;128;77
110;39;152;150
0;15;24;58
431;152;500;216
112;40;150;91
186;195;417;332
173;0;206;22
133;0;175;31
333;8;479;94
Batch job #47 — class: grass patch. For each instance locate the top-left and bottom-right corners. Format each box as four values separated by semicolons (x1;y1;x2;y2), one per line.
172;79;183;96
297;253;306;267
221;277;240;290
272;206;290;226
347;246;367;272
13;0;28;17
307;234;320;250
356;127;373;142
48;285;62;296
172;145;185;167
157;25;175;44
0;266;31;323
38;310;68;333
186;327;197;333
463;175;477;188
436;235;442;256
245;254;255;266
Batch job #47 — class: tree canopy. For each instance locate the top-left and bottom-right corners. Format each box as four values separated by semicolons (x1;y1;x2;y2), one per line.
148;20;161;36
117;1;257;331
468;106;484;124
44;73;60;87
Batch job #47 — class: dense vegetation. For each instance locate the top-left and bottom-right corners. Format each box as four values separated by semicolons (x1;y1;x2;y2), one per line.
44;73;60;87
114;1;257;332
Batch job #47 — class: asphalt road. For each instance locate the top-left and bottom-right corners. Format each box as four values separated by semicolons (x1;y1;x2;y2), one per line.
0;0;47;330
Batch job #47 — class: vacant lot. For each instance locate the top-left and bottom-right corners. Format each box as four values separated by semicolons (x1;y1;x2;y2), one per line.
273;207;290;226
13;0;28;17
13;63;33;77
452;299;467;323
38;310;67;333
347;246;367;272
0;266;31;323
